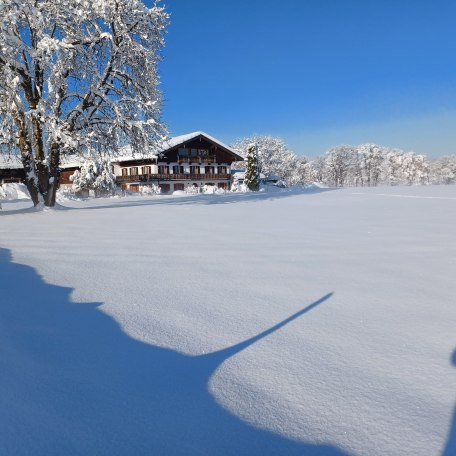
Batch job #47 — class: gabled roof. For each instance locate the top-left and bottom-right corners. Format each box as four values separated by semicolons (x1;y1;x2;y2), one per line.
112;131;244;163
161;131;244;161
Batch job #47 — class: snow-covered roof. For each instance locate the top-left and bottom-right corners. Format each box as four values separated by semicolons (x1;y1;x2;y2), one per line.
111;145;158;163
0;154;22;170
161;131;236;154
110;132;243;163
60;155;85;169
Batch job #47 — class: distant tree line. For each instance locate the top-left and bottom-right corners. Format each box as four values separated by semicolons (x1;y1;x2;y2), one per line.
232;136;456;187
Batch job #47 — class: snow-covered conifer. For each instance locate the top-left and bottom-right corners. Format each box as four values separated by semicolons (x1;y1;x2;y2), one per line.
0;0;168;206
244;144;260;191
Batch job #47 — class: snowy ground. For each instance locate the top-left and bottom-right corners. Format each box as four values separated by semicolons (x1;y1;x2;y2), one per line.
1;186;455;455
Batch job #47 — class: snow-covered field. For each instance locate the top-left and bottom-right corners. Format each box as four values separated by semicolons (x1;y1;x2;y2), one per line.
1;186;455;456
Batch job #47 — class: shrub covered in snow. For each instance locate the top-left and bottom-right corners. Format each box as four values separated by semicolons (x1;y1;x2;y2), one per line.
185;185;200;195
71;156;117;196
139;184;161;196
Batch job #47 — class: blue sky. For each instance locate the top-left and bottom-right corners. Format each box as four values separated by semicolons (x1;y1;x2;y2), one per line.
154;0;456;157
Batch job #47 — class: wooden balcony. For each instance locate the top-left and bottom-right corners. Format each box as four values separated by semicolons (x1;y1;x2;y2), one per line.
177;157;216;164
116;173;231;184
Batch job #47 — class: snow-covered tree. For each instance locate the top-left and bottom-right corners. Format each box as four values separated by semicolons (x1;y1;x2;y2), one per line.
381;150;429;185
309;156;327;184
71;155;116;196
430;155;456;184
0;0;168;206
355;144;385;187
289;155;312;185
232;135;297;183
324;145;355;187
244;144;260;191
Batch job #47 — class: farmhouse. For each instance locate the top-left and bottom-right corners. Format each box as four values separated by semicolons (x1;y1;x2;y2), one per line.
59;131;243;194
0;155;24;185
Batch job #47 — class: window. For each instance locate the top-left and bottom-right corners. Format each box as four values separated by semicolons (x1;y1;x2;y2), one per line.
172;165;184;175
142;166;151;175
174;183;185;191
190;166;200;175
159;184;171;193
130;167;138;176
121;168;128;176
178;148;189;157
190;149;198;158
205;166;214;175
158;165;169;175
199;149;208;157
218;166;227;175
218;183;227;189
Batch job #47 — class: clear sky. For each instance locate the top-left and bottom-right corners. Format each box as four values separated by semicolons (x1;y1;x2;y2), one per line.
152;0;456;157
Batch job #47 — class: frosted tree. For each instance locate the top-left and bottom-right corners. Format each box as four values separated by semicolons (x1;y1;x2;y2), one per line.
0;0;168;207
401;152;429;185
355;144;385;187
382;150;429;185
289;155;312;185
232;135;297;183
430;156;456;184
71;155;116;196
381;149;406;186
309;156;327;184
324;145;355;187
244;144;260;191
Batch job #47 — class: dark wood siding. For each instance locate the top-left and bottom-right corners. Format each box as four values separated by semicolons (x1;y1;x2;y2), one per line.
60;168;79;185
0;168;25;183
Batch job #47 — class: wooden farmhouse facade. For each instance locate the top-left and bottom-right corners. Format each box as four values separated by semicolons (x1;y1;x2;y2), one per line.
111;132;243;193
57;132;243;194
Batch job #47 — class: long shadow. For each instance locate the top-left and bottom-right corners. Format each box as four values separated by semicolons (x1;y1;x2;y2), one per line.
442;348;456;456
0;248;347;455
0;187;335;215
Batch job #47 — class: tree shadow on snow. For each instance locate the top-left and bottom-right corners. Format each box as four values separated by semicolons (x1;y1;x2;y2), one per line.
442;348;456;456
0;247;347;456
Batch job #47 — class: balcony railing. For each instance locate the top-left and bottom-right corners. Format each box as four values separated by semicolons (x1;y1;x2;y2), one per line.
116;173;231;183
177;157;216;164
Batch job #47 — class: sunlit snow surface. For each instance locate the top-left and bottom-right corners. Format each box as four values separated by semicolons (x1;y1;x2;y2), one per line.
1;186;455;455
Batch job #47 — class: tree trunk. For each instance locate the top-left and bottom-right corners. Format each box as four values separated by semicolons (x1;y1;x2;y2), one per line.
45;143;61;207
19;137;61;207
18;133;40;206
21;152;40;207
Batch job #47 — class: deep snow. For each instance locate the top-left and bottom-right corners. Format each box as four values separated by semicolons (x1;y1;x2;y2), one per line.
0;186;455;455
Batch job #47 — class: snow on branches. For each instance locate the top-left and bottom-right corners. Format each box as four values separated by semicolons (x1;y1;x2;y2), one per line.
70;155;117;196
318;145;430;187
232;135;300;184
231;135;445;188
0;0;168;206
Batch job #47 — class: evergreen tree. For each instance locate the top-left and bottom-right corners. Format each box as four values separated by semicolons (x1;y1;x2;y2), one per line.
244;144;260;191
